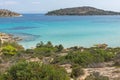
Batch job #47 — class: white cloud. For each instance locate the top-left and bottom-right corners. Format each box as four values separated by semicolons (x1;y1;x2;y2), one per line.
32;1;40;5
0;1;18;6
5;1;18;5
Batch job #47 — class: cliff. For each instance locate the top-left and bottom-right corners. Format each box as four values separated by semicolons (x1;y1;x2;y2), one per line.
46;6;120;15
0;9;21;17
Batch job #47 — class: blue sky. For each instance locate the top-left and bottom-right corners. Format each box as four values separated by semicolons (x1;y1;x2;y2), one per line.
0;0;120;13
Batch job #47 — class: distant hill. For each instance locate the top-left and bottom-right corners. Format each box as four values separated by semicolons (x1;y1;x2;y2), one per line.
46;6;120;15
0;9;21;17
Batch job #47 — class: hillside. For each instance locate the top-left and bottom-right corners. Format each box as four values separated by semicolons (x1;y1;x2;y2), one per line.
46;6;120;15
0;9;21;17
0;34;120;80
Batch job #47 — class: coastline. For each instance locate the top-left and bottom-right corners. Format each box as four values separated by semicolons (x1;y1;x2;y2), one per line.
1;31;120;49
0;32;22;43
1;15;120;49
0;15;23;18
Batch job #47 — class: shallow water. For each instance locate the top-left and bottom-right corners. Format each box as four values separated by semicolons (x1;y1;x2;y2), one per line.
0;14;120;48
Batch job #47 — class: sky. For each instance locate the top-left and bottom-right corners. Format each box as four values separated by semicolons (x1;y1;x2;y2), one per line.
0;0;120;13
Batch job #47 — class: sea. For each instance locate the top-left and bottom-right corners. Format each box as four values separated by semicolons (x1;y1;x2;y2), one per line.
0;14;120;48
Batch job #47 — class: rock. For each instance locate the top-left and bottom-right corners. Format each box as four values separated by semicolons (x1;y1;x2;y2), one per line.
0;32;22;43
0;9;21;17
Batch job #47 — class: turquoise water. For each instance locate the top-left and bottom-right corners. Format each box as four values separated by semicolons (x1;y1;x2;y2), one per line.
0;14;120;48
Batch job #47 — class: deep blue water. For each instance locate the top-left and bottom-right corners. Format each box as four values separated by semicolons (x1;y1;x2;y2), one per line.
1;14;120;48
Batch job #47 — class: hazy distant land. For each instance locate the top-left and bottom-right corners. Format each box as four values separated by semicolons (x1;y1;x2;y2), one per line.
0;9;22;17
46;6;120;15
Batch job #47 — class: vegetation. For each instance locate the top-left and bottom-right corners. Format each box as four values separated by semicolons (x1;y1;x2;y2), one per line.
71;65;84;78
46;6;120;15
0;41;120;80
2;45;17;55
0;61;69;80
1;42;24;55
53;48;115;67
35;41;57;56
34;41;64;56
55;44;64;52
113;53;120;67
2;42;24;50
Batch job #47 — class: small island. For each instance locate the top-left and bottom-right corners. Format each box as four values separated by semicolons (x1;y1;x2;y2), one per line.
46;6;120;15
0;9;22;17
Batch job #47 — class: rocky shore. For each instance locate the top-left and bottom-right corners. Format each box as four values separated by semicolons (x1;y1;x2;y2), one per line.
0;32;22;43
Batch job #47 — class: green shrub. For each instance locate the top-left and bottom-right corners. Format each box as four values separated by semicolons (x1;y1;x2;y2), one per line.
2;45;17;55
52;56;70;64
64;49;115;67
55;44;64;52
114;53;120;67
25;49;34;54
2;42;24;50
71;65;84;78
34;47;57;56
65;51;98;67
35;41;64;56
0;62;69;80
94;49;115;62
36;41;53;48
35;41;58;56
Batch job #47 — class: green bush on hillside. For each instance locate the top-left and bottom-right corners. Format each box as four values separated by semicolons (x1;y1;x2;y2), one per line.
113;53;120;66
69;49;114;66
65;51;104;67
93;49;115;62
2;45;17;55
71;65;84;78
55;44;64;52
0;62;70;80
34;47;57;56
2;42;24;50
35;41;64;56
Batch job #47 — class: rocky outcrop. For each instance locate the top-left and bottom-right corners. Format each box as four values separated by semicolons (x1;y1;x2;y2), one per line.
46;6;120;15
0;9;21;17
0;32;22;43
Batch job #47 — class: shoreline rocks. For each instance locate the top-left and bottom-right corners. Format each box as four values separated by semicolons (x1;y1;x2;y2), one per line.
0;32;22;43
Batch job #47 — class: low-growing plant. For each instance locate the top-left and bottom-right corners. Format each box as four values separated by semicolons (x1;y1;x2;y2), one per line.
71;65;84;78
2;45;17;55
114;53;120;67
0;61;70;80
